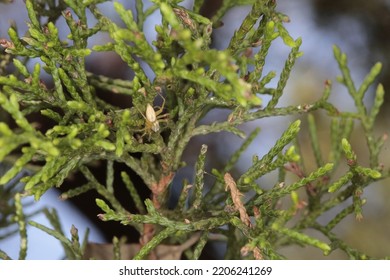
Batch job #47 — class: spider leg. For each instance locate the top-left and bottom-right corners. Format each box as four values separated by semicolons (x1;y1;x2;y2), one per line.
156;113;169;121
154;92;166;115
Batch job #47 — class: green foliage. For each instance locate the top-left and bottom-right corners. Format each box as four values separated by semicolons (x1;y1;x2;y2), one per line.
0;0;388;259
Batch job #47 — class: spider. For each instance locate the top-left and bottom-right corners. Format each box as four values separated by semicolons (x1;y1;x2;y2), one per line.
137;93;169;139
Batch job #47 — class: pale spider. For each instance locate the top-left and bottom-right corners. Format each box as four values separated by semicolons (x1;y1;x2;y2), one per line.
136;93;169;139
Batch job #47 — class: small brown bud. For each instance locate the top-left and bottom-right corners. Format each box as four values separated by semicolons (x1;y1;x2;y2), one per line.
0;39;15;49
64;10;72;18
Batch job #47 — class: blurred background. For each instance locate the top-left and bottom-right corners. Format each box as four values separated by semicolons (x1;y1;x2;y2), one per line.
0;0;389;259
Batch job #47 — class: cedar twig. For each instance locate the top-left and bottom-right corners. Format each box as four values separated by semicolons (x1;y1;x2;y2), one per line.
224;173;251;228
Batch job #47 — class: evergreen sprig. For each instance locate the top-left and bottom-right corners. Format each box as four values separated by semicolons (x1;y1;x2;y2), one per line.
0;0;387;259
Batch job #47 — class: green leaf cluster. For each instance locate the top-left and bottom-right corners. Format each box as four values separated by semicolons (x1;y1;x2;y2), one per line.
0;0;388;259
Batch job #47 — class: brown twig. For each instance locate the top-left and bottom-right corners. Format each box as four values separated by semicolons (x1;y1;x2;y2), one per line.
224;173;252;228
139;171;175;259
